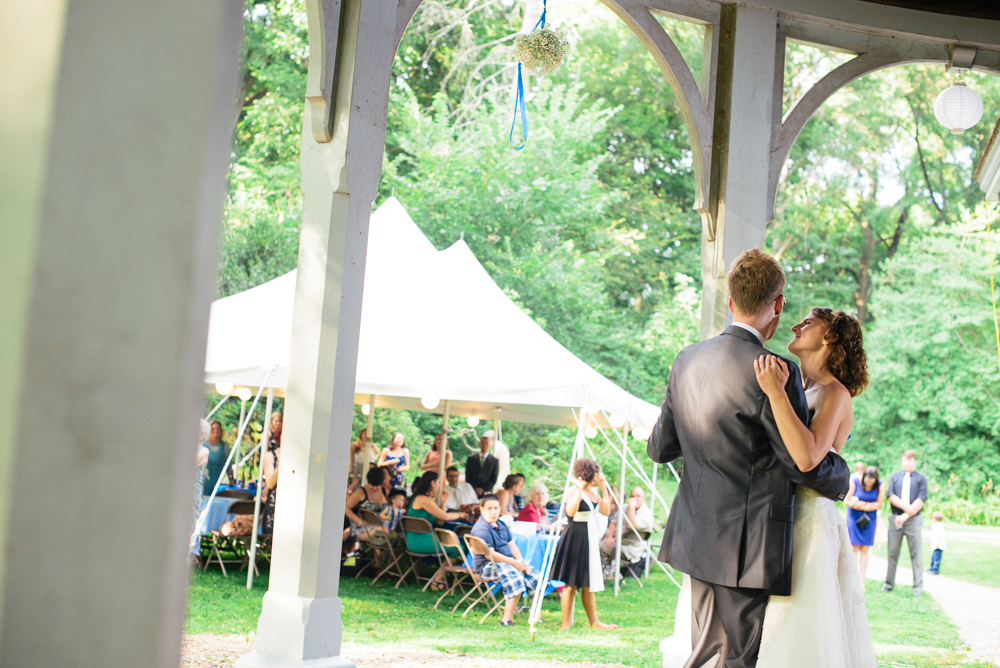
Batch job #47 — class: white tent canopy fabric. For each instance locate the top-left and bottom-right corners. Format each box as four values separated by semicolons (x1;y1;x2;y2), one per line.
204;197;660;430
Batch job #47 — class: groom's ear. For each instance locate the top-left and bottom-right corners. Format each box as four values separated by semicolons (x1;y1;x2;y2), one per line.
727;296;735;315
774;294;785;315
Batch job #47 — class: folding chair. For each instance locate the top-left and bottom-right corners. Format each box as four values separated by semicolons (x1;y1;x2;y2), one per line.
460;534;505;624
454;524;472;542
358;508;405;583
215;489;254;500
432;528;474;609
203;500;255;576
621;530;652;588
396;516;446;590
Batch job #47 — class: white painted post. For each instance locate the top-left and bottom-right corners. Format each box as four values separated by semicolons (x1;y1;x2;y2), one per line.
0;0;242;662
436;400;450;505
699;4;781;339
235;3;399;667
363;393;376;474
234;397;247;483
248;388;274;589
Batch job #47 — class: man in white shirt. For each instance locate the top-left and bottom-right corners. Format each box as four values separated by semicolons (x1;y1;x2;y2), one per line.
444;465;479;512
882;450;928;595
600;487;656;577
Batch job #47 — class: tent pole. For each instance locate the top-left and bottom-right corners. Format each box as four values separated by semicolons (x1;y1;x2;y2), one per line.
363;394;376;475
646;462;657;579
233;397;246;484
613;422;627;597
436;400;451;505
247;387;273;589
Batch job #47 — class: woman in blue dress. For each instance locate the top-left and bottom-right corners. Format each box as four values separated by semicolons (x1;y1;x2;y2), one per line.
377;431;411;489
846;465;885;583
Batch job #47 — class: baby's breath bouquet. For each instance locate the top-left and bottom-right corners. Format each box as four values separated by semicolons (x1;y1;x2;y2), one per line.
513;23;569;76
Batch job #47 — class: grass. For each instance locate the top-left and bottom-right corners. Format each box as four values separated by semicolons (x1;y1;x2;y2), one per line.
186;563;977;668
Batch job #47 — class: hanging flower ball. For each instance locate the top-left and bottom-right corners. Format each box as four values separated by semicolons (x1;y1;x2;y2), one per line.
934;80;984;135
513;24;569;77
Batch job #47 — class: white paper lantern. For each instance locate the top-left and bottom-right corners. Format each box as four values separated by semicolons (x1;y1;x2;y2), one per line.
608;413;626;429
420;397;440;410
361;403;370;415
467;416;480;427
934;81;983;134
585;426;598;439
215;382;234;396
632;426;651;442
236;387;252;402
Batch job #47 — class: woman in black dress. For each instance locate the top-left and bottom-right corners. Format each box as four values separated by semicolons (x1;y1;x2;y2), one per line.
550;457;617;630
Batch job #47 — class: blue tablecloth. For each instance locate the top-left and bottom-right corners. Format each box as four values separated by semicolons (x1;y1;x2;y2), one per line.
513;533;563;595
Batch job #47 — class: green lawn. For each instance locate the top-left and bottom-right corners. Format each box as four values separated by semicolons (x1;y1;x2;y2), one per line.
186;563;976;668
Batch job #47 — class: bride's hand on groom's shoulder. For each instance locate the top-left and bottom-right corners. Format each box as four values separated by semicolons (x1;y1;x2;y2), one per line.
754;354;789;397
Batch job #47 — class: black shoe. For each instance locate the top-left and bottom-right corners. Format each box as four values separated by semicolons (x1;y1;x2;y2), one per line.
880;584;894;592
500;620;515;627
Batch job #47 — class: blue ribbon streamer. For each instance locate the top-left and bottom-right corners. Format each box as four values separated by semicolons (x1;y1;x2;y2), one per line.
509;1;547;150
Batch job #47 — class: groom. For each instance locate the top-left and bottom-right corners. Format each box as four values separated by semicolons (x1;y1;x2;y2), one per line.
647;249;850;668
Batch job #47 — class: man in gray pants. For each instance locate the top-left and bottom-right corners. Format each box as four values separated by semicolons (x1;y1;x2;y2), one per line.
882;450;928;595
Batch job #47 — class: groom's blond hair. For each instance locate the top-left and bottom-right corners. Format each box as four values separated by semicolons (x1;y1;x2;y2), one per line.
727;249;785;315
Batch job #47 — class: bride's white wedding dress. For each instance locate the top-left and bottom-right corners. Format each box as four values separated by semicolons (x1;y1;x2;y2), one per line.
756;484;877;668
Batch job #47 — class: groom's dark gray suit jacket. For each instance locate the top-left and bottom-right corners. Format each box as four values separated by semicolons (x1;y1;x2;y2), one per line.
647;326;850;596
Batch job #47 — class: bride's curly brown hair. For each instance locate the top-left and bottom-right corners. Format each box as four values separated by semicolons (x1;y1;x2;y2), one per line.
811;308;869;397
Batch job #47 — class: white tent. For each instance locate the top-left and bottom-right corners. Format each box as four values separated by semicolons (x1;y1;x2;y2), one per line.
204;197;660;430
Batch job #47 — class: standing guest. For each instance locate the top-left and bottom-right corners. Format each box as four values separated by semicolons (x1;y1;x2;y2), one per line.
929;511;947;575
882;450;928;595
550;458;617;631
853;461;866;482
344;467;389;544
406;472;469;589
600;487;655;578
846;466;885;582
381;489;407;533
377;432;411;489
497;474;526;516
444;465;479;511
471;494;540;626
466;434;500;496
419;432;453;472
349;428;379;483
482;429;510;493
516;482;550;530
260;412;282;535
201;420;231;496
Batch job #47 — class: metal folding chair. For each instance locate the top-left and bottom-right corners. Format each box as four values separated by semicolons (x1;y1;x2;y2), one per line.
432;528;474;609
396;516;446;590
460;534;505;624
358;508;405;583
621;529;652;588
202;500;256;576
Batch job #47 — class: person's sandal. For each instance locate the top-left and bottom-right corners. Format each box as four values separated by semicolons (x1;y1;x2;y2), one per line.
429;580;447;592
500;620;515;627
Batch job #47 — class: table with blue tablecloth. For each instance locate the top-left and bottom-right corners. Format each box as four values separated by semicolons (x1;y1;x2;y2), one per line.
513;533;563;595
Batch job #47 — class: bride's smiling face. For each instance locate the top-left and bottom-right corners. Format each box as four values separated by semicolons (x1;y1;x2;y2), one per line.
787;311;830;356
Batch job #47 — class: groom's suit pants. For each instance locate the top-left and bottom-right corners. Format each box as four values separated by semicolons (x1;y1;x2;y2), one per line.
686;577;769;668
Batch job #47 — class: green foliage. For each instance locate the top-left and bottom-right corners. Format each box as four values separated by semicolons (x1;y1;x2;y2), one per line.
848;221;1000;511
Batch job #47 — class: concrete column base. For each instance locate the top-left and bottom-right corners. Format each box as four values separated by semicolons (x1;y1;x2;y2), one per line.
235;592;354;668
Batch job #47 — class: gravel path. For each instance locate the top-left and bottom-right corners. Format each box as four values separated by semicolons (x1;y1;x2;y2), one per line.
866;554;1000;662
180;634;627;668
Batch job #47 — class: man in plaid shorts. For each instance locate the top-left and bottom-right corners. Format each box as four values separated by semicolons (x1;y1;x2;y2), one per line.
470;494;540;626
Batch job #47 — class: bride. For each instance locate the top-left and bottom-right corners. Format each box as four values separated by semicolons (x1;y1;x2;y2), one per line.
753;307;876;668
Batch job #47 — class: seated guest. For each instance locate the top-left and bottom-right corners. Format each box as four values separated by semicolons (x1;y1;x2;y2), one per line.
444;465;478;511
406;472;468;590
419;432;453;472
471;495;540;627
496;473;526;517
600;487;655;578
465;435;499;496
516;482;550;530
380;489;407;532
344;467;389;545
